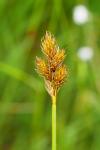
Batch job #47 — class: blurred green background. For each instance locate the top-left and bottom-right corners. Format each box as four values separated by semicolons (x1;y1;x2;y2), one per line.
0;0;100;150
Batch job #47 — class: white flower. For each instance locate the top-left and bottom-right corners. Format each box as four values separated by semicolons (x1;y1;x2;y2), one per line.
73;5;89;25
77;47;93;61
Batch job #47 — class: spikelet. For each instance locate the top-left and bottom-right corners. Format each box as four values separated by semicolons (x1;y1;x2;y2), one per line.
50;49;65;71
36;31;68;97
53;65;67;88
36;57;51;81
41;31;57;59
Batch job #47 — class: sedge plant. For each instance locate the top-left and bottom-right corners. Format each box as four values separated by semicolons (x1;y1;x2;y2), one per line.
35;31;67;150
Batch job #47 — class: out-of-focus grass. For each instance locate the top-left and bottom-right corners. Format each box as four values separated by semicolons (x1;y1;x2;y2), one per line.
0;0;100;150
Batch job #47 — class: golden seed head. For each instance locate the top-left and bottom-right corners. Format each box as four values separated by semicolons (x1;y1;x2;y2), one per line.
36;31;68;97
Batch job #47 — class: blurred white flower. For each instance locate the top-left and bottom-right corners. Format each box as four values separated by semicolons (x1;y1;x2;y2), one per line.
73;5;89;25
77;47;93;61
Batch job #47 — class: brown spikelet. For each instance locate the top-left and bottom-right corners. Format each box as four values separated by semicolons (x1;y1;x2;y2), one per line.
50;49;65;71
36;57;52;81
36;31;68;97
41;31;57;59
53;65;67;88
36;57;46;75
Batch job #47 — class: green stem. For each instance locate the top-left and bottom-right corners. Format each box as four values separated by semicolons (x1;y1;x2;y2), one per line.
52;96;56;150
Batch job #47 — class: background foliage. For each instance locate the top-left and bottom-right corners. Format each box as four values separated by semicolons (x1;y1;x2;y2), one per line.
0;0;100;150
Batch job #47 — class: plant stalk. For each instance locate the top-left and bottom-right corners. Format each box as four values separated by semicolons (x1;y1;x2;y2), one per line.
52;95;56;150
